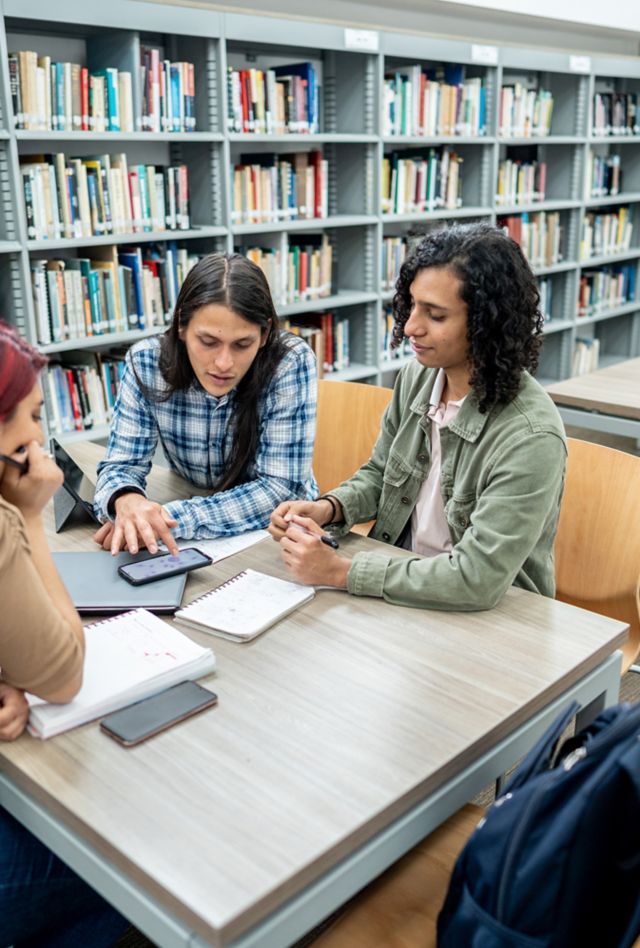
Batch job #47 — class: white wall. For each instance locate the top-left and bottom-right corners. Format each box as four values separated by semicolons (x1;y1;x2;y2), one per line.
185;0;640;57
437;0;640;33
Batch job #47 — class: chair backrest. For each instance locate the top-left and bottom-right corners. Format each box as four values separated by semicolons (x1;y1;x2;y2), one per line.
313;380;393;495
555;437;640;673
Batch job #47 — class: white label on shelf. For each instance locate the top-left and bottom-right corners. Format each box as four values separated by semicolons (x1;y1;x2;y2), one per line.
344;28;379;52
471;44;498;66
569;55;591;73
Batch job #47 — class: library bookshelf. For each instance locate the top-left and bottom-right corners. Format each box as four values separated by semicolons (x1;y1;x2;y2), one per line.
1;0;639;442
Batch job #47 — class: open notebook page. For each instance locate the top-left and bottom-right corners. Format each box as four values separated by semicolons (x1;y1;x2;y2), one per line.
27;609;216;738
175;568;314;641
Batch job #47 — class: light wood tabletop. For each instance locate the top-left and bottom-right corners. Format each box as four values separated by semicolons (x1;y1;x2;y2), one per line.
0;443;629;948
546;357;640;420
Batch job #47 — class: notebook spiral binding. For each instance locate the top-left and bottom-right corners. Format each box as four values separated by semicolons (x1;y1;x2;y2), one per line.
183;570;248;607
86;611;135;630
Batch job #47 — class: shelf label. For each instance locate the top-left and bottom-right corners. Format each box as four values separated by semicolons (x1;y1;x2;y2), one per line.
471;44;498;66
344;28;379;52
569;55;591;73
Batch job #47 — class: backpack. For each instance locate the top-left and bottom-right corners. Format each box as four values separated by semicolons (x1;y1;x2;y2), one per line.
437;700;640;948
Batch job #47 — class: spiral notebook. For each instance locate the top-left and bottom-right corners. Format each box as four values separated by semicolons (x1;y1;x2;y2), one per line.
174;568;315;642
27;609;216;739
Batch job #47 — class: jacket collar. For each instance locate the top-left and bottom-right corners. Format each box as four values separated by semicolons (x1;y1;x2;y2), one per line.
409;368;492;443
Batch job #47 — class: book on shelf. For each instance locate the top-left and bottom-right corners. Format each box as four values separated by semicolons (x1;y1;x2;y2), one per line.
42;349;127;434
496;155;547;206
231;151;328;224
27;608;216;738
578;263;637;316
380;303;412;362
20;153;190;241
499;83;553;138
30;242;194;345
7;50;136;132
580;207;633;259
497;211;563;267
226;62;320;134
592;91;640;137
585;152;622;200
283;311;349;376
382;64;485;138
382;147;463;215
572;337;600;376
381;236;409;290
242;232;333;306
538;276;553;322
139;46;196;133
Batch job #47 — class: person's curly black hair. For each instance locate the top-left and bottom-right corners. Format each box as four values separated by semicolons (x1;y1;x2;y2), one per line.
392;222;544;414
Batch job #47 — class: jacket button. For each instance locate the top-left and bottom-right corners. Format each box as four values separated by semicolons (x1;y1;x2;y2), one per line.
401;496;410;504
417;453;427;463
382;532;391;541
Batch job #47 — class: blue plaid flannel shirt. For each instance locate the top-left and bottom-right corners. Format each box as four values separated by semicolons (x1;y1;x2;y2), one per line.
94;332;318;538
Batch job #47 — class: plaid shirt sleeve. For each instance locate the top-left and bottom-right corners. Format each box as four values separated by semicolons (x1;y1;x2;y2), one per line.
164;337;318;538
93;345;159;522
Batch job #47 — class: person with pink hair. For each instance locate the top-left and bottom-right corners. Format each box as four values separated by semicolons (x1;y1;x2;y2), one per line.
0;322;128;946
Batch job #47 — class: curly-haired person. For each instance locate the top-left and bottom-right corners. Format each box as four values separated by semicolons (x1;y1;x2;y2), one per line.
269;222;567;611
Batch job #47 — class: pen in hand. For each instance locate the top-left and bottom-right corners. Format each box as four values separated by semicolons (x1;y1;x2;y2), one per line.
0;453;28;475
287;520;340;549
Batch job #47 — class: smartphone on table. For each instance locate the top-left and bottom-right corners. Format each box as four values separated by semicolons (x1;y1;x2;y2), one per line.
100;681;218;747
118;547;213;586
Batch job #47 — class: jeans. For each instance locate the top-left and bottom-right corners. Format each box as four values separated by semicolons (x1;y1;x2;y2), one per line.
0;806;129;948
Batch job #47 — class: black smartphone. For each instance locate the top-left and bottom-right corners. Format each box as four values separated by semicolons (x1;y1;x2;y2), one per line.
100;681;218;747
117;547;213;586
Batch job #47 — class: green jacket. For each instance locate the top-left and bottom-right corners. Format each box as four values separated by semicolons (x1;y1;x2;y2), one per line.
330;363;567;611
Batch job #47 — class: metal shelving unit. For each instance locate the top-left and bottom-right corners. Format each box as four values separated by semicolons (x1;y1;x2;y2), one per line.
0;0;638;443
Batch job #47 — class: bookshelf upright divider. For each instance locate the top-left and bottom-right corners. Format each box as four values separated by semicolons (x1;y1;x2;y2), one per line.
0;0;638;443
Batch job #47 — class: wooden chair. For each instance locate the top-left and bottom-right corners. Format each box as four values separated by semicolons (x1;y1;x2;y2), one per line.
313;380;393;495
555;438;640;674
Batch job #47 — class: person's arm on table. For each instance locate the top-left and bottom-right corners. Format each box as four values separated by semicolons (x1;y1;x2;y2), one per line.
93;351;178;555
348;431;566;610
279;432;566;610
271;367;405;539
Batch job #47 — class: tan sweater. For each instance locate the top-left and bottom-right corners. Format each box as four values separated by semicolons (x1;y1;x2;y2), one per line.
0;495;83;697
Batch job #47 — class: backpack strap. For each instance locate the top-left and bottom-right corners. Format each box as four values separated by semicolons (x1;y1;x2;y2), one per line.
503;700;580;794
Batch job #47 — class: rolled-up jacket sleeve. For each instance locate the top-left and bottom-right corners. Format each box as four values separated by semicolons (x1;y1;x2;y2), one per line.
346;430;566;611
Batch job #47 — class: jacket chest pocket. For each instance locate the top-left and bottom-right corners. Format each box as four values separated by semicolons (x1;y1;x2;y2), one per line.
382;452;414;488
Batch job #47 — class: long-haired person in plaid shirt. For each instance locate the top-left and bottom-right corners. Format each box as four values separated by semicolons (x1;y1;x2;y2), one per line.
93;252;318;556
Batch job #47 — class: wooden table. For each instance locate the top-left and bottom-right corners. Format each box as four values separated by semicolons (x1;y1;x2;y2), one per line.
546;357;640;441
0;444;628;948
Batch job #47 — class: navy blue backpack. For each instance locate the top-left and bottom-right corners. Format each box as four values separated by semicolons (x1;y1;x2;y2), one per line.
437;700;640;948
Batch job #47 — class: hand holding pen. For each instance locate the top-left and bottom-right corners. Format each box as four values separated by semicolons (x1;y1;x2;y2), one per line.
286;519;340;549
0;442;62;518
279;514;350;589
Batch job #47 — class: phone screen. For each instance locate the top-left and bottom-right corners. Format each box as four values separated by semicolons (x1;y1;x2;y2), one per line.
51;438;96;505
118;547;212;585
100;681;218;746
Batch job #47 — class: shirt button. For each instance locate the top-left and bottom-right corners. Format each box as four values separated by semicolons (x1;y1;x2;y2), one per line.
401;496;411;504
417;453;427;463
382;532;391;541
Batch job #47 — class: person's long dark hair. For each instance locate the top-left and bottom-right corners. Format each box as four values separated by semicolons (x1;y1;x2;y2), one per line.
392;222;544;413
139;252;285;491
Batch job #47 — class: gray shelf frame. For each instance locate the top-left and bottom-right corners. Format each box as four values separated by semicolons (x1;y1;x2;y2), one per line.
0;1;638;443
